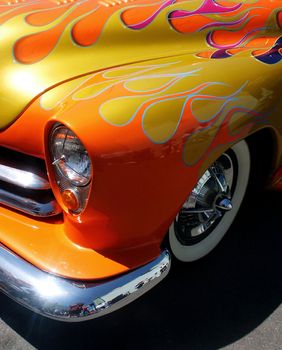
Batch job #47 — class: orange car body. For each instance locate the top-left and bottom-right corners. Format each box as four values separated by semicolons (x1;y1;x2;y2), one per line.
0;0;281;320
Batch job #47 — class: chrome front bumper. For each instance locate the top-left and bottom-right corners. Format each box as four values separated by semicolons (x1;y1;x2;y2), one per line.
0;244;170;322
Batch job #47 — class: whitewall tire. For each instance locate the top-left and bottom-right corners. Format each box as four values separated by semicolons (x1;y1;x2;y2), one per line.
169;140;251;262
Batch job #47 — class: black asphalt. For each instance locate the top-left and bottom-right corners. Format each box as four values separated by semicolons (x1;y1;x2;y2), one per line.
0;189;281;350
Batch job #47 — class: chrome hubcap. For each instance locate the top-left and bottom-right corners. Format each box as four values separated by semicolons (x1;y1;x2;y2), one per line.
215;196;233;212
175;152;237;245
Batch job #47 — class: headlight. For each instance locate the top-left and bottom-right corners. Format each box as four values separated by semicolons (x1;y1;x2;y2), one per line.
49;124;92;214
50;125;91;186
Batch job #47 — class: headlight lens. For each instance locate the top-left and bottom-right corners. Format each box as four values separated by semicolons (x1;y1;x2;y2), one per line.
50;126;91;186
49;124;92;215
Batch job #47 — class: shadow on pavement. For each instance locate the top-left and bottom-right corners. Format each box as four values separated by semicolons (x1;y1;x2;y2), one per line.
0;190;281;350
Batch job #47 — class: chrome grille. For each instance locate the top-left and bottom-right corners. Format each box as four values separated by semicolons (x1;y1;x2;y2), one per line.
0;147;62;217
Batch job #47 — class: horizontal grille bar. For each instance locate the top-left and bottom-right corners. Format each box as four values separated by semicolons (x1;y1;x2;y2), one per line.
0;163;50;190
0;181;61;217
0;147;61;217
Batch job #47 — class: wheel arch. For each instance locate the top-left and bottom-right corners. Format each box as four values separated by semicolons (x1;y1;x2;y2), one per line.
162;127;279;254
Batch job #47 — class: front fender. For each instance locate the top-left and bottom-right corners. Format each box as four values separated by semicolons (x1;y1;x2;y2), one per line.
2;53;282;271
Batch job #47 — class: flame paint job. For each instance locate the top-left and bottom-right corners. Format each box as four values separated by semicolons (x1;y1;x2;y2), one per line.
0;0;281;279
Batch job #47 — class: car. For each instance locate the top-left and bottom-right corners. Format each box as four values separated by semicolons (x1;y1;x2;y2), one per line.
0;0;281;322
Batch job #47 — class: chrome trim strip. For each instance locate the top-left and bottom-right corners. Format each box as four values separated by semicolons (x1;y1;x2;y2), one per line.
0;245;170;322
0;163;50;190
0;188;62;217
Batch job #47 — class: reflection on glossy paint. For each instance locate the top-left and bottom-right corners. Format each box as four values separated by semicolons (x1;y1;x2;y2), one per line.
8;70;45;96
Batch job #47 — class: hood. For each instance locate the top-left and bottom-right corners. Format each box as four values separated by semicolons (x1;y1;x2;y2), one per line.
0;0;281;129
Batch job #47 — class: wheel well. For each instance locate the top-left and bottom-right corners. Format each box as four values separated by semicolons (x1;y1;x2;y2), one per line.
246;128;277;190
161;129;277;251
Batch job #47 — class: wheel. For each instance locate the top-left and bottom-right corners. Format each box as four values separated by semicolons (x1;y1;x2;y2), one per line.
169;140;250;262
